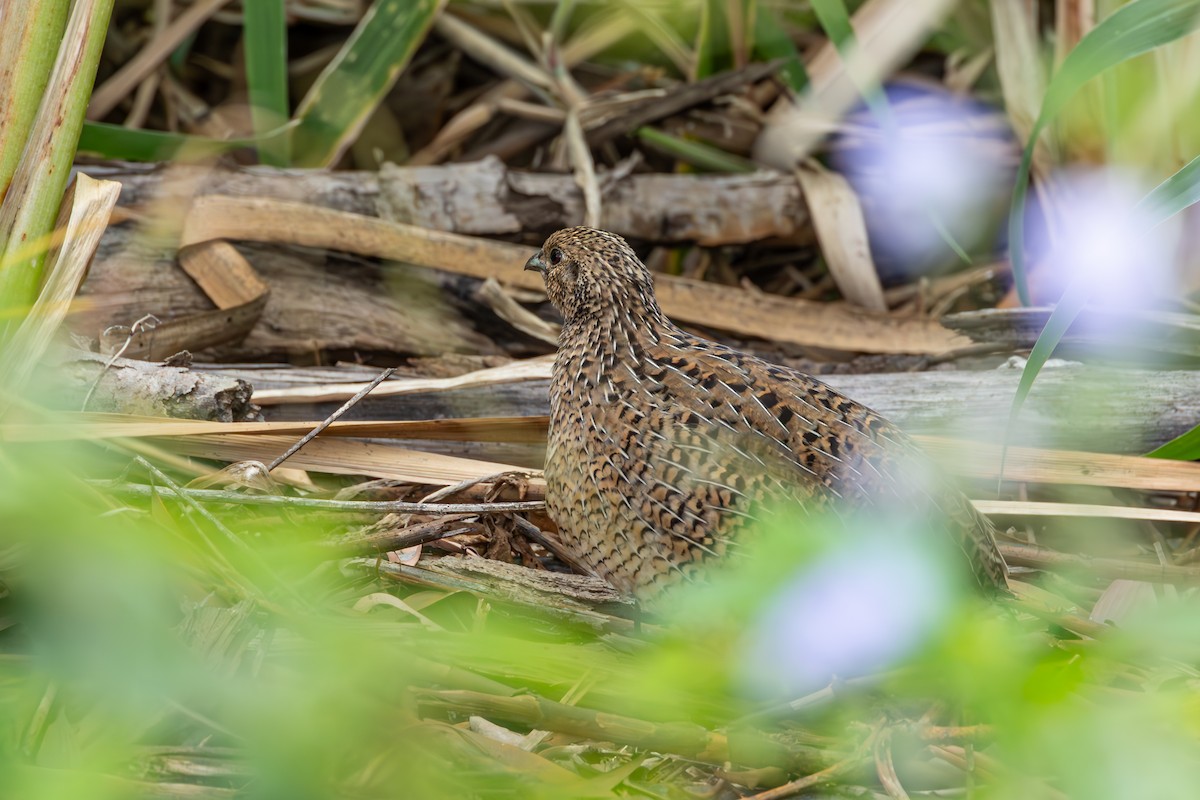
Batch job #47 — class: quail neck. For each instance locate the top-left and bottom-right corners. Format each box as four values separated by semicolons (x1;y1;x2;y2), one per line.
524;227;1009;605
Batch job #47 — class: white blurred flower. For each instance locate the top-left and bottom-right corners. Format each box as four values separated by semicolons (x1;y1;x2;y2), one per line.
738;530;952;699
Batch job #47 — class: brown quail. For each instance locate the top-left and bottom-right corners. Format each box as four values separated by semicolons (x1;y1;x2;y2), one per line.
525;227;1009;605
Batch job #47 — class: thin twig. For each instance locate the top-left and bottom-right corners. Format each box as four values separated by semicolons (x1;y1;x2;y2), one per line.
83;314;159;411
332;517;480;555
512;514;596;576
267;366;396;471
414;470;532;506
743;751;868;800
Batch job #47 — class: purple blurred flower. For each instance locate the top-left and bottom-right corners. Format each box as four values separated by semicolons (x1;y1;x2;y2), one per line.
1025;168;1177;309
739;531;951;699
830;83;1018;282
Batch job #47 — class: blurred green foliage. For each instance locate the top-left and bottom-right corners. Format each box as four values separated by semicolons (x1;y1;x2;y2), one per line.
4;434;1200;798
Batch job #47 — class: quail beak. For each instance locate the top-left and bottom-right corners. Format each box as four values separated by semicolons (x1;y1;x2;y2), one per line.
524;252;547;274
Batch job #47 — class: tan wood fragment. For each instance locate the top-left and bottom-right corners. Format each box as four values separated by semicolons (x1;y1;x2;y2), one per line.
178;240;270;309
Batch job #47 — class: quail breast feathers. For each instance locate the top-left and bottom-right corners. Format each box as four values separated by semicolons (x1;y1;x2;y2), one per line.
525;227;1009;604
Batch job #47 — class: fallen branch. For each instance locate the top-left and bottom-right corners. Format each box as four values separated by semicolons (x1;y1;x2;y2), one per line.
40;349;260;422
178;195;963;355
414;687;842;774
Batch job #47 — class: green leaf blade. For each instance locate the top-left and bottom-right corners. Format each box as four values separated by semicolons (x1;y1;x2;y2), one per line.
243;0;291;166
291;0;444;168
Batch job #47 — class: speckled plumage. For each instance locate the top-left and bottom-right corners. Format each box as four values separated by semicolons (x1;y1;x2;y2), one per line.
525;227;1008;604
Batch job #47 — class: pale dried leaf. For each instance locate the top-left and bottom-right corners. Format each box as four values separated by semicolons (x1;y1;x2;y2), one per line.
795;161;886;311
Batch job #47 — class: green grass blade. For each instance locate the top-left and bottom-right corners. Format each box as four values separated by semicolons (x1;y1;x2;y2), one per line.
809;0;892;127
998;279;1090;486
78;122;258;162
1145;425;1200;459
750;5;807;92
242;0;290;166
1135;154;1200;460
1007;0;1200;305
0;0;114;338
0;1;70;199
636;127;757;173
1135;152;1200;224
810;0;854;46
694;0;724;80
291;0;444;168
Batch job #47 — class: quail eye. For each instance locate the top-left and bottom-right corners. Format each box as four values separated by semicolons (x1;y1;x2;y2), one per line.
549;247;565;266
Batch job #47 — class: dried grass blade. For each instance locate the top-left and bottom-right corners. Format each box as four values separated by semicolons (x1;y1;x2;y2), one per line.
915;436;1200;493
87;0;233;120
435;11;555;93
1055;0;1096;66
0;175;120;415
999;541;1200;586
253;358;553;405
2;414;551;443
564;110;601;227
990;0;1053;178
475;279;560;345
975;499;1200;525
150;433;542;489
755;0;955;167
